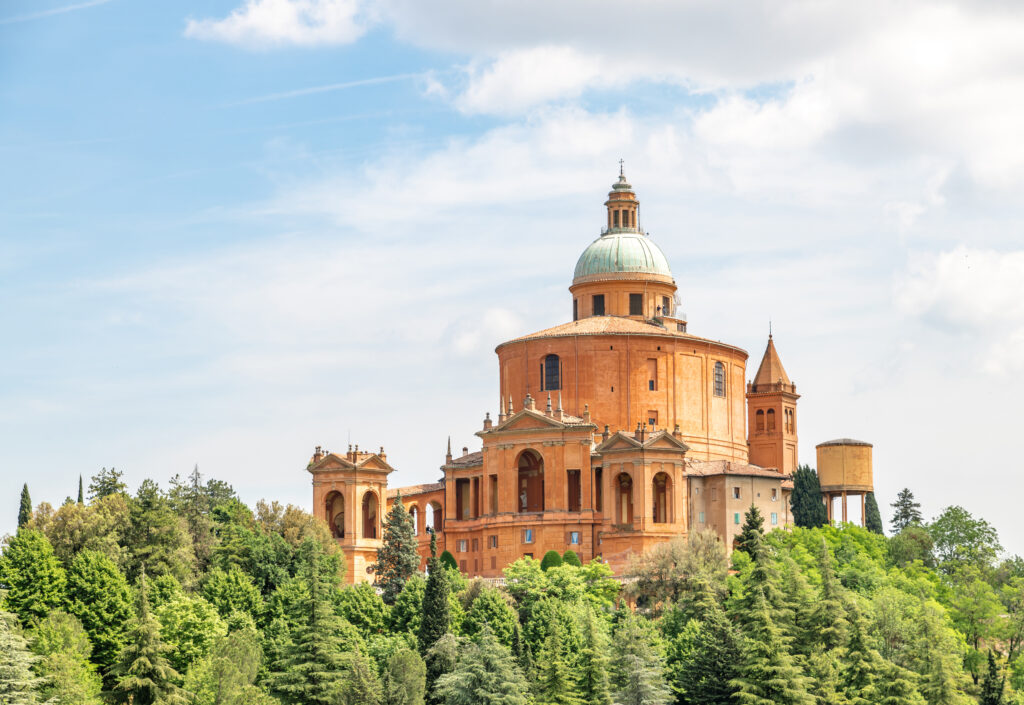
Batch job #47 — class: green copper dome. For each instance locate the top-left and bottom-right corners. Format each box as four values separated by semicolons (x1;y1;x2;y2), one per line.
573;232;673;282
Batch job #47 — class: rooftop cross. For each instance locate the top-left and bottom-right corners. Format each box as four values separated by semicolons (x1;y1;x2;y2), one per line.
619;158;625;176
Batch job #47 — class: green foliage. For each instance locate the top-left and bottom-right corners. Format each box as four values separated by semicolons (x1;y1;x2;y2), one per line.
17;484;31;528
183;627;279;705
627;530;727;609
541;550;564;571
419;557;451;658
337;650;383;705
577;607;612;705
125;479;196;585
376;494;421;605
154;593;227;673
202;565;263;618
439;550;458;571
434;625;529;705
736;504;766;558
383;646;426;705
890;489;923;533
0;529;66;626
88;466;127;501
31;492;131;568
30;611;103;705
666;588;741;705
0;610;45;704
890;525;935;567
929;505;1002;572
336;581;389;639
865;493;884;534
388;575;426;636
536;622;581;705
109;573;186;705
425;633;459;705
462;586;518;648
980;651;1005;705
77;475;84;504
791;466;828;528
64;548;134;670
562;549;582;567
610;612;672;705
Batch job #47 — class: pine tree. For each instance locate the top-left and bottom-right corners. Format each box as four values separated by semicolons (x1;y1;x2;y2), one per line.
578;608;612;705
376;493;420;605
536;623;581;705
109;573;186;705
865;493;884;534
17;484;31;528
890;489;923;533
383;647;426;705
337;650;383;705
791;466;828;528
673;594;741;705
809;540;848;652
65;549;134;671
736;505;766;557
78;474;84;504
270;542;354;705
808;649;849;705
980;650;1004;705
434;624;529;705
610;613;672;705
730;587;814;705
0;529;67;625
877;663;927;705
841;608;884;705
0;610;44;704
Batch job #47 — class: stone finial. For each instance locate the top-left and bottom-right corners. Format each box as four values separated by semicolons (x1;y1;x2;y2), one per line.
673;423;682;440
635;421;644;441
508;396;514;414
483;412;492;431
603;424;610;441
462;447;468;456
446;437;453;465
557;391;563;412
546;393;553;415
525;393;535;411
313;446;323;462
583;403;591;424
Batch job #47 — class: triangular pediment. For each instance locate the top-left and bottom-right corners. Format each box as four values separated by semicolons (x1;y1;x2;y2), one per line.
308;453;354;473
356;454;394;473
594;432;643;453
493;409;571;433
643;431;690;452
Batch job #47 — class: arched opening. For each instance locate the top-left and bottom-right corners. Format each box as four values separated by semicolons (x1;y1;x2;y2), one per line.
361;491;378;539
427;501;442;533
517;450;544;513
615;473;633;525
652;472;671;524
714;361;726;397
325;491;345;539
767;408;776;431
756;409;765;432
409;504;419;536
542;354;560;391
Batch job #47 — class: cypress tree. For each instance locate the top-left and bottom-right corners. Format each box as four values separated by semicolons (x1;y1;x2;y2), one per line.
77;475;84;504
17;484;31;528
0;610;44;704
979;650;1004;705
418;554;451;657
376;493;420;605
865;493;883;534
439;550;458;571
536;623;581;705
109;573;186;705
577;608;612;705
791;466;828;528
562;549;582;567
730;587;813;705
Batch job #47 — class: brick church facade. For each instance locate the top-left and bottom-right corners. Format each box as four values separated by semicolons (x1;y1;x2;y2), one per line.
308;169;805;584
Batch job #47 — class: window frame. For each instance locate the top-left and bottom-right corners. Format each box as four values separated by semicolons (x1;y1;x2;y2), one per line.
629;293;643;316
713;361;726;397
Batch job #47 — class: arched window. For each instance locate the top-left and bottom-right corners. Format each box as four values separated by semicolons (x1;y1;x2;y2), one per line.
767;408;776;431
713;361;726;397
426;501;443;533
652;472;671;523
517;450;544;513
326;491;345;539
361;491;378;539
409;505;419;536
756;409;765;432
542;354;560;391
615;473;633;525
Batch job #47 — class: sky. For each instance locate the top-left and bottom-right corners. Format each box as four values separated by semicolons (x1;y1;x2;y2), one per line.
3;0;1024;552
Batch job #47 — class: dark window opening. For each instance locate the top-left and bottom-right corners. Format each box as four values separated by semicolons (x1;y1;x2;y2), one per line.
567;470;581;512
455;478;471;520
595;467;603;511
614;210;620;227
472;477;480;518
647;358;657;391
489;475;498;515
518;451;544;513
593;294;605;316
661;296;670;316
713;361;726;397
629;293;643;316
767;408;776;431
543;354;561;391
573;298;578;321
756;409;765;432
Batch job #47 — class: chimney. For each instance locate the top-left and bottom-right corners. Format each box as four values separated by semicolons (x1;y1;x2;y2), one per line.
313;446;323;463
445;437;453;465
583;404;591;424
603;424;610;441
483;412;492;431
379;446;386;462
634;421;644;441
462;447;468;456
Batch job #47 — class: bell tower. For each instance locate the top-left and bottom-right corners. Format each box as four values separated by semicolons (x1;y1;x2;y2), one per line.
746;335;799;473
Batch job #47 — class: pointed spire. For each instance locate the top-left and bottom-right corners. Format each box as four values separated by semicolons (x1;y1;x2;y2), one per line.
751;334;793;392
546;393;553;415
508;395;514;414
446;437;453;465
557;391;563;413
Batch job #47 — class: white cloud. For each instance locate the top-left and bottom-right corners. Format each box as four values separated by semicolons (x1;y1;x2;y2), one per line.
184;0;367;47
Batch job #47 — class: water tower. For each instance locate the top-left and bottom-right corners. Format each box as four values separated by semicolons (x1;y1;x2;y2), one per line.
815;439;874;525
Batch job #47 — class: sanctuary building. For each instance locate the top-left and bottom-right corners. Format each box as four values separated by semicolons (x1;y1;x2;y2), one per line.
308;169;837;584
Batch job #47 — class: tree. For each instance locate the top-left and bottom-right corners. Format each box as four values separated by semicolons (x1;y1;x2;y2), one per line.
88;467;127;501
889;526;935;567
577;608;612;705
29;610;103;705
865;493;884;534
890;489;923;533
439;550;458;571
183;627;279;705
336;582;388;638
840;607;886;705
669;591;740;705
0;529;66;625
536;623;581;705
610;613;672;705
154;594;227;673
78;475;84;504
124;479;196;584
541;550;564;571
979;651;1004;705
562;550;582;567
0;610;44;704
949;568;1002;683
930;506;1002;572
383;647;426;705
730;587;813;705
64;549;134;670
109;573;186;705
375;493;420;605
419;554;452;658
809;540;848;652
462;586;518;648
791;466;828;528
736;505;766;557
388;575;426;636
269;542;357;705
434;625;529;705
337;650;383;705
17;484;31;528
425;634;459;705
202;565;263;619
627;530;728;609
30;492;130;568
168;466;217;571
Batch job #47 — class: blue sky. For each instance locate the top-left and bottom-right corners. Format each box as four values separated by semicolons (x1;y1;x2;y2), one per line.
4;0;1024;553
